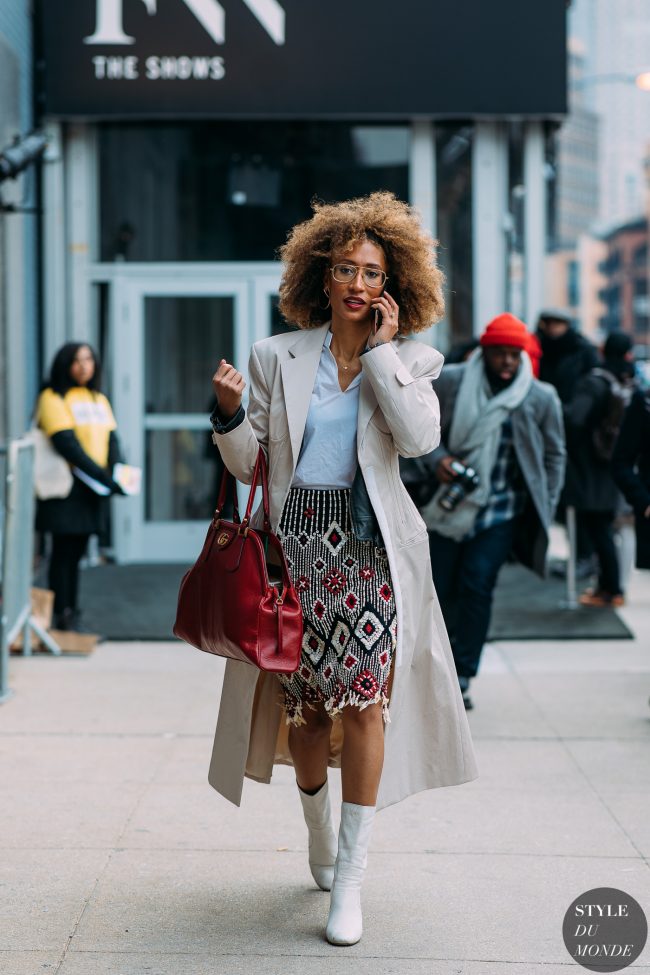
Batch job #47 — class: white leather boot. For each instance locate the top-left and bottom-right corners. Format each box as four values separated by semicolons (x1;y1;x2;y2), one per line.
298;780;337;892
326;801;376;946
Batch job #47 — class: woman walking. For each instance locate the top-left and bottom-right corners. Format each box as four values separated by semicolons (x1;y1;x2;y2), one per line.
36;343;124;631
209;193;477;946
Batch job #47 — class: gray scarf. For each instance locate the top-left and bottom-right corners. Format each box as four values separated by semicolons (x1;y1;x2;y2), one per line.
422;348;533;540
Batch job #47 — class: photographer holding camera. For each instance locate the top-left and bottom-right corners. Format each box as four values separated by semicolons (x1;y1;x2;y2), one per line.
414;314;565;709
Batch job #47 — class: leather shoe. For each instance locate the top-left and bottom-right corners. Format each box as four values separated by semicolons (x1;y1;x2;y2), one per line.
579;589;625;608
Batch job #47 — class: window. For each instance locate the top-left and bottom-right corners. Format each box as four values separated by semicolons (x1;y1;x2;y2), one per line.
567;259;579;307
98;122;410;262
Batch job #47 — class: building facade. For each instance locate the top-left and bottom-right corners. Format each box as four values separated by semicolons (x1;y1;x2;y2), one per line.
27;0;568;563
544;236;606;339
571;0;650;228
555;40;600;251
598;218;649;341
0;0;38;443
543;38;603;338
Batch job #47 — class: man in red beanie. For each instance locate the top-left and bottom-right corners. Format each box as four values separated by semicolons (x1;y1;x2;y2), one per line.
414;313;566;709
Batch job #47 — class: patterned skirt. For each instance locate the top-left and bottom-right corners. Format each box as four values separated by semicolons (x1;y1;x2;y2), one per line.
276;487;396;727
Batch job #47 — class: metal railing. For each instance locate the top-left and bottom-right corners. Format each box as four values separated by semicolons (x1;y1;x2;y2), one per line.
563;505;579;610
0;438;60;703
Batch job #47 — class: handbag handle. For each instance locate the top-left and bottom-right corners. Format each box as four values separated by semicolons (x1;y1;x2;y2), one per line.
214;465;241;525
214;447;271;531
242;449;271;531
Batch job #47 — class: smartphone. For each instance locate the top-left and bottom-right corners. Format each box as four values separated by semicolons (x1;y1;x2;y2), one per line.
373;285;386;332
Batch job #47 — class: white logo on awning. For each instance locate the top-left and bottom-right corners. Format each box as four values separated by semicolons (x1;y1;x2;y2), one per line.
84;0;285;46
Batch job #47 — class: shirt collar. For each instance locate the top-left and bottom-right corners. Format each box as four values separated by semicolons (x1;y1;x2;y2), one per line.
323;329;361;390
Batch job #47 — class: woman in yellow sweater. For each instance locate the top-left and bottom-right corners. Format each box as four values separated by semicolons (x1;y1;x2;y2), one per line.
36;343;124;631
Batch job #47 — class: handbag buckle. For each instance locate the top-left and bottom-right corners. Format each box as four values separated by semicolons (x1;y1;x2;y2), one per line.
216;531;230;546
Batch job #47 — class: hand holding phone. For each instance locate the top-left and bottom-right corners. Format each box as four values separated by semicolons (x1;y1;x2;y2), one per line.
368;289;399;348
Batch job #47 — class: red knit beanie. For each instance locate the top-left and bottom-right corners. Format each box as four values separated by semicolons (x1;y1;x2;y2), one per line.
479;313;530;350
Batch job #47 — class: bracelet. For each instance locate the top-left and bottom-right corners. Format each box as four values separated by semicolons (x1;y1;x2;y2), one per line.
365;340;388;353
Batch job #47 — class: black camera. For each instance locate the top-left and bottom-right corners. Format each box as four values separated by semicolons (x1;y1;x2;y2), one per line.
438;460;481;512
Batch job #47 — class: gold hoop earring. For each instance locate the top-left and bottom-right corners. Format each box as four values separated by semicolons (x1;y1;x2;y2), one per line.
319;287;331;310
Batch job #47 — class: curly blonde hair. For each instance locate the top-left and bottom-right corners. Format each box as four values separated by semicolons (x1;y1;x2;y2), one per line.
278;192;445;334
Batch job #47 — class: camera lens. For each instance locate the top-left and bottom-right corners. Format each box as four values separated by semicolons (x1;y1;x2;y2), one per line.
439;482;464;512
437;461;481;512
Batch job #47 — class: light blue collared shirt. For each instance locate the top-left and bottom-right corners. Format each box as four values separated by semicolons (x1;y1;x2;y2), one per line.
292;331;361;490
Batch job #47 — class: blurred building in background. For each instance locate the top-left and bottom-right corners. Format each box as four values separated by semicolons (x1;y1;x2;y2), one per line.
0;0;38;442
547;0;650;350
582;0;650;228
598;218;649;339
569;0;650;227
2;0;569;562
545;36;603;337
555;39;600;250
544;236;606;341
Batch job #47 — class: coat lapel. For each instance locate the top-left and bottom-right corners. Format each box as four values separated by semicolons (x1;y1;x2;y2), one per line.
357;339;399;446
357;371;378;447
281;324;329;467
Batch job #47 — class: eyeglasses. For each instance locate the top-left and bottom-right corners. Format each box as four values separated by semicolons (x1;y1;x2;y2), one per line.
330;264;387;288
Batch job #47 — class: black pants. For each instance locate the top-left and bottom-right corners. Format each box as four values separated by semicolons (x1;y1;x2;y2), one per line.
48;533;91;614
428;518;517;679
576;510;622;595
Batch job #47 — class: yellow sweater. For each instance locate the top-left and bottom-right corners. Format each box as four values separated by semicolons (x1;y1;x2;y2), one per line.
37;387;117;468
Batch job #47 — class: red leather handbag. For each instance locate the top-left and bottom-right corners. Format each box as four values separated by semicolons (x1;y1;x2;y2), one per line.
173;449;302;673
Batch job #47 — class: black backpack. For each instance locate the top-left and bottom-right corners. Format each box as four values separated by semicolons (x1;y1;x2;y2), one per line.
590;368;632;462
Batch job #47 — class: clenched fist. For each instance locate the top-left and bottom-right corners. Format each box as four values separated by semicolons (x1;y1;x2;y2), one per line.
212;359;246;420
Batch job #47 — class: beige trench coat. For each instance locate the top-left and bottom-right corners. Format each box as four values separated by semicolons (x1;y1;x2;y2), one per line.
209;323;478;810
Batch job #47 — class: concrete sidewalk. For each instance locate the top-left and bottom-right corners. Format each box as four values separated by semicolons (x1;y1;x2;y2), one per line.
1;573;650;975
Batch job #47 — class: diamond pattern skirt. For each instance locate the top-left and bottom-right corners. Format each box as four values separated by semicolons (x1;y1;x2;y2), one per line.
276;487;396;727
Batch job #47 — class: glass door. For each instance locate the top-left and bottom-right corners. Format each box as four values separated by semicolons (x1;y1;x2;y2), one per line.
111;272;250;563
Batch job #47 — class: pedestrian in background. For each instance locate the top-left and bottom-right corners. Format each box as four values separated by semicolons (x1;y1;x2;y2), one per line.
536;309;598;404
35;343;125;631
564;332;636;607
612;385;650;571
445;338;479;364
419;314;566;710
209;193;477;947
535;309;600;578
